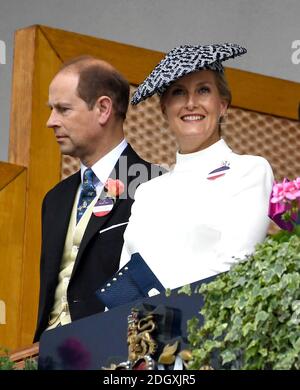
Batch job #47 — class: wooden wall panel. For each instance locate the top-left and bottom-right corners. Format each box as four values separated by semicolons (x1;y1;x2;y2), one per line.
0;163;26;349
9;27;36;166
0;162;24;190
226;67;300;122
39;25;163;87
41;25;300;121
9;26;62;347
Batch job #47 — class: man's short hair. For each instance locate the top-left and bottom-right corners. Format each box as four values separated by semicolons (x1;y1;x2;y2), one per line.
60;56;130;120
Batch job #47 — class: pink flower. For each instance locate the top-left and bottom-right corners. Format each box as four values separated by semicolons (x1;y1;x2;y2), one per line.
294;177;300;189
270;178;300;203
269;177;300;232
104;179;125;198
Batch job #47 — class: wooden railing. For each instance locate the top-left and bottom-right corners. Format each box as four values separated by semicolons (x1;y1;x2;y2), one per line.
8;343;39;370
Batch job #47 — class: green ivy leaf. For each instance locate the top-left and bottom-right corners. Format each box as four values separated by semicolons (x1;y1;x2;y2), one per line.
187;234;300;370
165;288;172;297
273;263;286;278
220;350;236;365
255;310;269;324
178;284;192;296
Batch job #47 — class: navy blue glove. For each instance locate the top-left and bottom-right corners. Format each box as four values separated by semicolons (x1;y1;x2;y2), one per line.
95;253;165;309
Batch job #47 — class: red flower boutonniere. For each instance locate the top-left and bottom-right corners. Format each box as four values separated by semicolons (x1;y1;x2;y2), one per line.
93;179;125;217
104;178;125;198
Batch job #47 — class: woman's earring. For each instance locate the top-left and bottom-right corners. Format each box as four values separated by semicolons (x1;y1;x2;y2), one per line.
219;113;228;125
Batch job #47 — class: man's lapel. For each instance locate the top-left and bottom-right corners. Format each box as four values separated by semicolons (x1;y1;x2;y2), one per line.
76;197;121;262
72;144;136;274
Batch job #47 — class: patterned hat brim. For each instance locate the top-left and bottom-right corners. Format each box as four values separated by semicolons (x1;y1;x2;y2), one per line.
131;43;246;105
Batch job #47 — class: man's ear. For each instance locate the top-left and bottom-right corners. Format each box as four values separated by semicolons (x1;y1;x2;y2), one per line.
96;96;113;125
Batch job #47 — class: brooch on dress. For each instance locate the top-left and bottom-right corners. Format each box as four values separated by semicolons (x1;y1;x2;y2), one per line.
206;161;230;180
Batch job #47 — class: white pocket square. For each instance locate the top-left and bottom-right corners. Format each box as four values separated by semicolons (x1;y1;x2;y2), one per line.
99;222;129;234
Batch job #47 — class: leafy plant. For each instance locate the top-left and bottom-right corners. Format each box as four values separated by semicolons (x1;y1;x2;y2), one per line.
187;234;300;370
0;350;16;370
0;348;38;370
23;357;38;370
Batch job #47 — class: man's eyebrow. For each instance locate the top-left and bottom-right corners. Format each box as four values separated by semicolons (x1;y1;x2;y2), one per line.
46;102;72;108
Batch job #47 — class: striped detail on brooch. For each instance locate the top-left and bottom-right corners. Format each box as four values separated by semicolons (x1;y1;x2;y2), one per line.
207;162;230;180
93;197;114;217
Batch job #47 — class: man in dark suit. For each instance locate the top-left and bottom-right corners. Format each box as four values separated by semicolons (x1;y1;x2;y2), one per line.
34;56;162;341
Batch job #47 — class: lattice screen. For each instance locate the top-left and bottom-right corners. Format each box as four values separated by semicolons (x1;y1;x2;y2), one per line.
61;86;300;180
223;109;300;181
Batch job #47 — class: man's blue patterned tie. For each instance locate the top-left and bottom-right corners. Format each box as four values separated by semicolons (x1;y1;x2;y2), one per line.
76;168;97;224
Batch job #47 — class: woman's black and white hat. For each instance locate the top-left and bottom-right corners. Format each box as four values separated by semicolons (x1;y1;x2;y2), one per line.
131;43;246;105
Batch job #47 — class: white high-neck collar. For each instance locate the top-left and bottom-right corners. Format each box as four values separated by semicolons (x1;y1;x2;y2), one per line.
174;139;231;172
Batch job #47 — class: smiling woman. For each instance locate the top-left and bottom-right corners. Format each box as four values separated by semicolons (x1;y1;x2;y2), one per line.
120;43;274;289
160;70;228;153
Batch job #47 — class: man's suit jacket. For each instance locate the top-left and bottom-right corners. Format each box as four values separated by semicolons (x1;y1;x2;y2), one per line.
34;144;162;341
